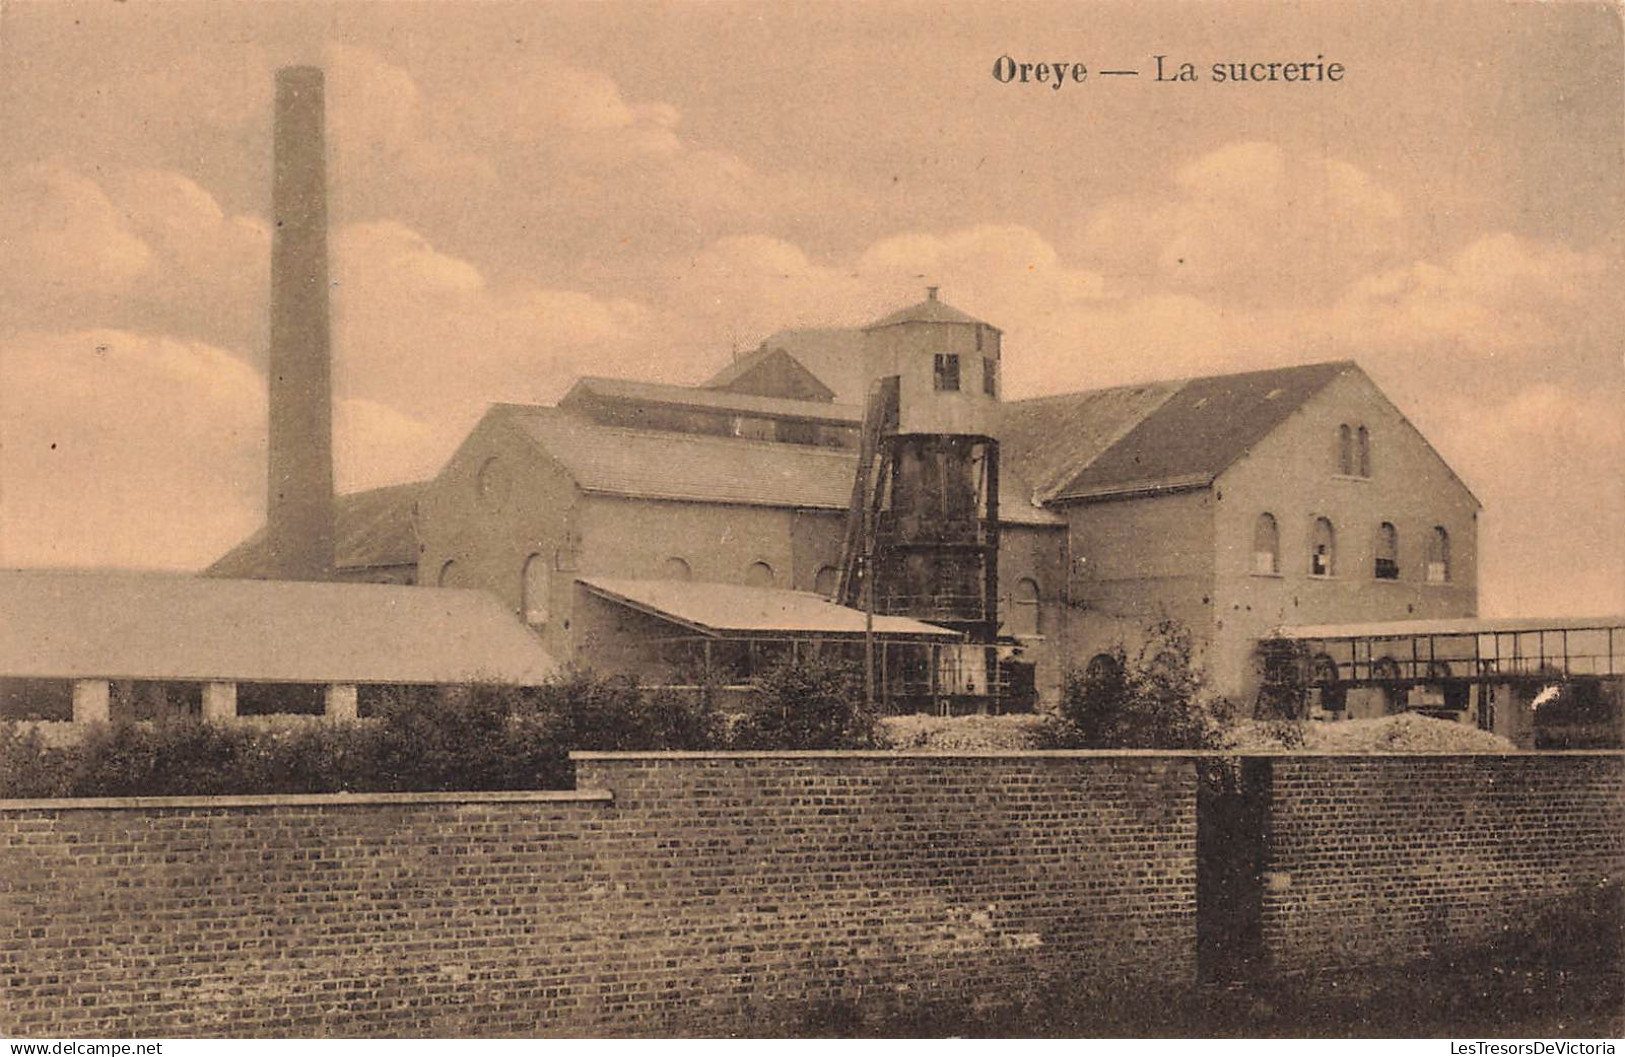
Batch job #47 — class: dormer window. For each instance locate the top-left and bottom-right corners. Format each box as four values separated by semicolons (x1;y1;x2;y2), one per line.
934;353;960;392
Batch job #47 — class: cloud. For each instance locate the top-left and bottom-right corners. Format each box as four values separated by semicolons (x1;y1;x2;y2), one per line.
330;220;653;421
0;163;155;306
0;329;265;570
0;163;269;351
1418;383;1625;617
1333;234;1609;358
1081;141;1408;305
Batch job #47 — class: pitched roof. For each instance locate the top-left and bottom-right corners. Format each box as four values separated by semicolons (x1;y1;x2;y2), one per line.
495;405;1063;526
865;291;994;331
721;328;870;404
207;481;424;577
1003;361;1355;503
0;569;557;685
702;346;838;403
999;381;1183;501
578;577;961;640
562;375;859;425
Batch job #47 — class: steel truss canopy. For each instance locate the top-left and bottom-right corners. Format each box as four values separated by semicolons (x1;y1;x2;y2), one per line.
1269;615;1625;684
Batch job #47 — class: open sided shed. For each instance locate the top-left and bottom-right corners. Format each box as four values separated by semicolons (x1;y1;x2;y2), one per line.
0;569;557;725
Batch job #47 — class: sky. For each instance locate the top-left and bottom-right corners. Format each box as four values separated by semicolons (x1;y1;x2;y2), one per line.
0;0;1621;617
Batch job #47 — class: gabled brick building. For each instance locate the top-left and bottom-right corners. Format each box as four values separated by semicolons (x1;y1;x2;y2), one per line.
210;291;1481;711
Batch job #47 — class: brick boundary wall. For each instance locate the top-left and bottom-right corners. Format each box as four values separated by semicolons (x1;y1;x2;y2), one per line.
0;753;1195;1038
1258;753;1625;974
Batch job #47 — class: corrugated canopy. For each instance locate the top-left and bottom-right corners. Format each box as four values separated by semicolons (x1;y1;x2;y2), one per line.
0;570;557;685
578;577;962;640
1272;615;1625;641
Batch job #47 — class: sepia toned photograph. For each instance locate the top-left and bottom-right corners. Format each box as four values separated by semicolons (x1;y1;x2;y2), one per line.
1;0;1621;1041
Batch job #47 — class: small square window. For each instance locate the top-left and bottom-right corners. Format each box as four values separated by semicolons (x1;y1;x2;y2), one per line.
982;357;997;396
933;353;960;392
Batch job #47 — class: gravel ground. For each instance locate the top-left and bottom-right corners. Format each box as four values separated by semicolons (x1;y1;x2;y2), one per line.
1226;712;1519;753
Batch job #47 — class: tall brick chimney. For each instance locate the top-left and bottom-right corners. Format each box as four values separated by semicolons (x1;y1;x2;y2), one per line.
266;66;335;581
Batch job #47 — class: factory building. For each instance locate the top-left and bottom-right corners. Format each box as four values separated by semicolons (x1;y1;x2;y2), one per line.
192;66;1617;732
211;283;1494;715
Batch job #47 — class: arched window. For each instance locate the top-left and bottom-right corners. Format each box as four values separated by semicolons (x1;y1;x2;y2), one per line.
1372;656;1403;714
745;561;775;588
1337;424;1353;475
1374;522;1399;580
522;554;549;626
813;565;840;598
436;559;460;588
1010;577;1041;636
663;556;692;582
1253;513;1279;575
1310;517;1336;577
1427;527;1451;583
1085;653;1123;687
1356;426;1370;477
1311;653;1346;714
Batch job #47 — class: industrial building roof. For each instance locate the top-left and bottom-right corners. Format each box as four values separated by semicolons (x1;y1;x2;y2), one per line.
497;405;1063;525
0;569;557;685
562;376;861;424
1002;361;1356;502
207;480;423;577
999;381;1183;500
865;292;995;331
709;328;870;404
702;346;839;403
578;577;962;640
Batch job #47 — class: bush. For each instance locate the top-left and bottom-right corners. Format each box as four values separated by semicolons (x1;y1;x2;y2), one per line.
734;656;881;750
1058;620;1232;749
0;670;729;799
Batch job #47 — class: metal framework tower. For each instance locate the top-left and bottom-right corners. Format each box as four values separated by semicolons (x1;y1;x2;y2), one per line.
837;288;1004;711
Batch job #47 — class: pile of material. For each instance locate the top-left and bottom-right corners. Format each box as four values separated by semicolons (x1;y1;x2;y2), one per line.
1227;712;1518;753
880;713;1064;751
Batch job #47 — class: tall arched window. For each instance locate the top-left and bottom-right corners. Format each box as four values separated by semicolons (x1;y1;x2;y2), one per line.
1311;517;1336;577
1374;522;1399;580
1356;426;1371;477
1253;513;1279;575
437;559;460;588
522;553;549;626
1337;424;1353;475
1010;577;1041;636
663;556;692;581
813;565;840;598
745;561;775;588
1427;527;1451;583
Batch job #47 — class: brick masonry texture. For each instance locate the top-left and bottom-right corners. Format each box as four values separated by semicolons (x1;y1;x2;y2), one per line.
0;754;1195;1038
1259;754;1625;973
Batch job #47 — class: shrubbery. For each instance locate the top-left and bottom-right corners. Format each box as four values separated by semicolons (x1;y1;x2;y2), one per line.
1057;620;1233;750
0;625;1241;798
0;659;880;799
732;655;882;750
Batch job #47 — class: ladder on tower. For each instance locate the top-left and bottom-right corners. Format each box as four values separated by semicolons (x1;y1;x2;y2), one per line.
836;375;898;610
